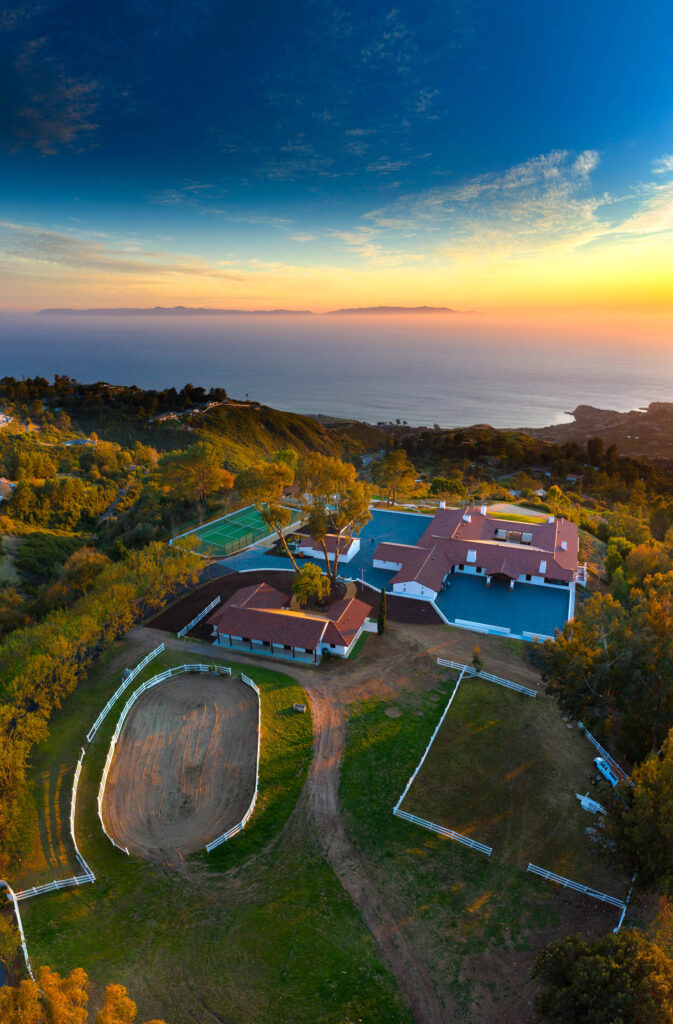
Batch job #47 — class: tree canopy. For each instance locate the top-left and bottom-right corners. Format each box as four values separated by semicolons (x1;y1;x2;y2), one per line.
296;454;371;587
292;563;330;607
0;966;166;1024
533;930;673;1024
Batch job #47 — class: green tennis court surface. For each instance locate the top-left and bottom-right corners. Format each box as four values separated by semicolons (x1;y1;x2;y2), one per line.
173;504;303;557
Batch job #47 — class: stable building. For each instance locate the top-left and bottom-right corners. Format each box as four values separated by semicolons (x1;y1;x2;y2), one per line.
296;533;361;564
207;582;371;664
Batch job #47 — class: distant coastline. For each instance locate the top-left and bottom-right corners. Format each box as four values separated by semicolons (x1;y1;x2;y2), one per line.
38;306;315;316
38;304;460;316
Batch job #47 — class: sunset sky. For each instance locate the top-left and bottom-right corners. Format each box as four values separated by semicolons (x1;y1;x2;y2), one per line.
1;0;672;313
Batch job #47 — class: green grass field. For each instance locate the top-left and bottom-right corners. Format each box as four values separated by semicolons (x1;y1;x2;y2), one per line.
17;641;410;1024
487;511;548;524
402;676;627;895
174;504;303;557
339;673;630;1019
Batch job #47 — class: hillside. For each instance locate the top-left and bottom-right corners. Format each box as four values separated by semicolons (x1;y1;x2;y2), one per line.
194;403;387;470
520;403;673;460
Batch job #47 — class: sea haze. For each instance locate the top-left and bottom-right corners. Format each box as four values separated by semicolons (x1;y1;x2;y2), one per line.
1;313;672;430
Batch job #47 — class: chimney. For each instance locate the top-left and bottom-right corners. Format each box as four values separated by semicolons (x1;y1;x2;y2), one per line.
439;500;446;509
548;515;554;523
480;504;487;516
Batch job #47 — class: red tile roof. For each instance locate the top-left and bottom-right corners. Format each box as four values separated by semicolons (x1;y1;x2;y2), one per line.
207;583;371;651
374;506;579;592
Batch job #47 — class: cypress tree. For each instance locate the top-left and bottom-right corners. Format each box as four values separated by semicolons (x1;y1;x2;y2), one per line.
377;586;386;635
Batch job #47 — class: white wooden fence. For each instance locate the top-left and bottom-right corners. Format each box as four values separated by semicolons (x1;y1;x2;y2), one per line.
578;722;632;784
86;643;165;743
526;862;626;909
10;747;96;903
97;662;262;857
393;808;493;856
177;595;221;638
392;668;493;855
206;671;261;851
436;658;538;698
0;880;34;979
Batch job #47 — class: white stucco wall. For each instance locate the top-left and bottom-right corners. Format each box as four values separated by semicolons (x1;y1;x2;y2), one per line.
373;558;403;571
392;580;438;600
297;536;361;563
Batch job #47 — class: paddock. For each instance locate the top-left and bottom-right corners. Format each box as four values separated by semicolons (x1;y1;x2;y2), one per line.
102;673;258;862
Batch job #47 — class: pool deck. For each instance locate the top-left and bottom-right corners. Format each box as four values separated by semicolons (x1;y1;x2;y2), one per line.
218;508;572;641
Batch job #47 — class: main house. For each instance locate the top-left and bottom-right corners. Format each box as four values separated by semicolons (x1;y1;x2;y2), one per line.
207;582;371;664
373;504;583;625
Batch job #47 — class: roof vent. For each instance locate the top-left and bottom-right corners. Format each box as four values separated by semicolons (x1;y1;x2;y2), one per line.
495;528;507;540
463;513;471;523
539;560;547;574
467;549;477;563
561;540;567;551
522;532;533;545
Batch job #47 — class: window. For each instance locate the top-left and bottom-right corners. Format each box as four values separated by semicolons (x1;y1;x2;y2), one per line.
284;644;291;650
458;563;464;571
525;574;531;581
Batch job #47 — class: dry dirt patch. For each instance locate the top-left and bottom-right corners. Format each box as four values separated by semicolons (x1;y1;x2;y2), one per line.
103;673;258;863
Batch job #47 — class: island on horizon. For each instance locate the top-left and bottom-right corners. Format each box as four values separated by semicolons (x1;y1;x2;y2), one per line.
37;304;461;316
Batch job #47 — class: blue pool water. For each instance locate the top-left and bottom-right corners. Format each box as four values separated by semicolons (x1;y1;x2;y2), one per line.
436;573;571;638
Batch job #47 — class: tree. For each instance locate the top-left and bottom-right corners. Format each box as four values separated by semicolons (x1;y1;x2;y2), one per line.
273;448;298;472
292;564;330;607
0;969;167;1024
296;454;371;588
377;586;386;635
606;535;634;579
533;930;673;1024
538;592;630;729
0;913;19;967
61;548;110;596
375;450;417;506
471;645;483;672
607;727;673;886
429;476;466;499
158;443;233;509
235;461;299;569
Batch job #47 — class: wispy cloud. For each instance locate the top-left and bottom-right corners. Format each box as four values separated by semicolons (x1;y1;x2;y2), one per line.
652;154;673;174
358;149;605;256
0;221;242;280
2;38;99;154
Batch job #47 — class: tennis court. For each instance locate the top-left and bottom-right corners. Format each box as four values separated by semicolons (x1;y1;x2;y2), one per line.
171;504;303;558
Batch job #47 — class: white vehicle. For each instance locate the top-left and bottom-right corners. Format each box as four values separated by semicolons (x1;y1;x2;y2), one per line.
594;756;620;787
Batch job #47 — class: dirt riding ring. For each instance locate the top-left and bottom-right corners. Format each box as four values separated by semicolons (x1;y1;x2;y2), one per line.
99;664;260;864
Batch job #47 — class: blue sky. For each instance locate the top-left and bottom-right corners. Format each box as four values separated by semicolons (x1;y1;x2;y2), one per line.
1;0;672;310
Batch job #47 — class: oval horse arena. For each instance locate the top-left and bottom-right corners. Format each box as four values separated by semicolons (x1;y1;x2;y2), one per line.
102;674;258;863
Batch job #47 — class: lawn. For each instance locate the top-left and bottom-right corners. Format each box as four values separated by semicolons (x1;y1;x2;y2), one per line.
402;676;627;895
339;669;629;1021
348;630;370;660
487;511;548;524
17;639;410;1024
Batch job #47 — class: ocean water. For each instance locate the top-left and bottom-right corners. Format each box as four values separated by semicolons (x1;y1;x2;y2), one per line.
0;312;672;429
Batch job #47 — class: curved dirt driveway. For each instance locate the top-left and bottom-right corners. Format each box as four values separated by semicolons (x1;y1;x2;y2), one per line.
302;676;446;1024
103;674;258;863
